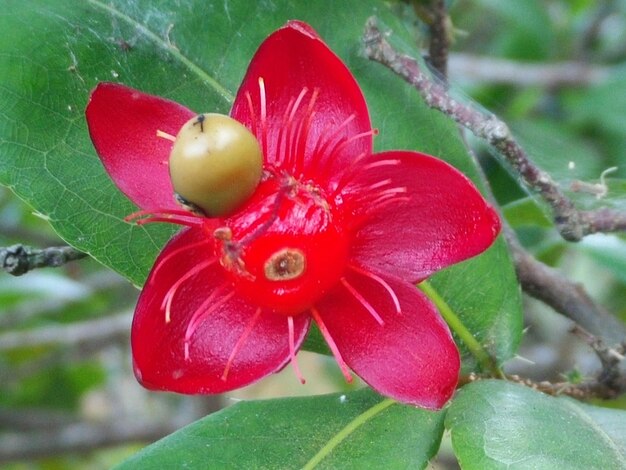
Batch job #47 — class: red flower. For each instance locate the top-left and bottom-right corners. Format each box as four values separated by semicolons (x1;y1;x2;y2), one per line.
86;21;500;409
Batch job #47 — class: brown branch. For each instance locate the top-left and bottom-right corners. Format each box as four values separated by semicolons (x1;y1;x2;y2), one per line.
0;244;87;276
363;17;626;242
506;325;626;400
0;312;131;352
0;270;130;329
425;0;451;78
0;418;182;463
448;53;610;87
505;228;626;343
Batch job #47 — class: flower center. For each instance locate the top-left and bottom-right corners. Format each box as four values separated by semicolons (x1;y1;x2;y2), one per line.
215;175;350;315
264;248;306;281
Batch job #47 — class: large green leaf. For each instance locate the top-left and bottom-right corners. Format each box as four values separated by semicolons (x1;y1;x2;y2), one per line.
117;389;444;469
446;380;626;470
0;0;521;360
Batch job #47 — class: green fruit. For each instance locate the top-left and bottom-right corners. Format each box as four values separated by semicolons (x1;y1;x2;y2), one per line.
169;113;263;217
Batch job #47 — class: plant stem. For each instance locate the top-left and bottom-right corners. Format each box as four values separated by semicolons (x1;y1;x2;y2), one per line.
418;280;504;378
301;398;395;469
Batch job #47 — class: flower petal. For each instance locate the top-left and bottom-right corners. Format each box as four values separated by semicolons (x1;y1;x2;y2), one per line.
86;83;196;210
348;151;500;282
132;227;311;393
231;21;372;181
316;271;459;409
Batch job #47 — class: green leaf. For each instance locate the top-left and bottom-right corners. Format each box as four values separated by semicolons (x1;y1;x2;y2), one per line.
512;119;604;183
428;239;522;368
0;0;521;360
503;197;552;229
446;380;626;470
117;389;445;469
473;0;554;60
580;233;626;284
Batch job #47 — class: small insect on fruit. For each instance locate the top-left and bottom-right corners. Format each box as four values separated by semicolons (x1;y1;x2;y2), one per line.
169;113;263;217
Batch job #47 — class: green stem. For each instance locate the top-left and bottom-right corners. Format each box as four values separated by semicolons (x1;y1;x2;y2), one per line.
418;280;504;379
301;398;396;469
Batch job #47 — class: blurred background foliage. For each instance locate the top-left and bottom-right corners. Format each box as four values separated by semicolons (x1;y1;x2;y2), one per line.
1;0;626;467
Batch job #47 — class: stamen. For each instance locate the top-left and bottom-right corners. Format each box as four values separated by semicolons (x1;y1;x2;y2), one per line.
245;91;258;137
161;258;217;323
288;316;306;384
221;307;263;381
293;88;319;177
329;152;370;195
285;87;309;172
365;179;393;191
330;129;378;161
368;192;409;209
361;159;401;171
340;277;384;326
318;128;378;182
348;265;401;315
150;238;211;285
367;196;411;213
258;77;267;122
124;208;202;227
133;217;200;227
334;159;403;196
184;288;234;360
311;114;355;161
156;129;176;142
347;195;411;231
310;307;353;382
258;77;268;158
125;208;198;222
275;96;296;168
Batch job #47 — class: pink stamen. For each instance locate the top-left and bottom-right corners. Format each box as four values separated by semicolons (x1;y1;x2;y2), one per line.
310;307;353;383
330;152;370;195
348;265;402;315
347;195;411;231
161;258;217;323
340;277;384;326
367;191;409;209
360;187;408;208
361;159;401;171
245;91;258;137
184;288;234;360
221;307;263;381
294;89;319;177
285;87;309;172
156;129;176;141
125;208;198;221
150;238;211;285
124;208;202;227
288;316;306;384
318;129;378;183
367;196;412;213
275;96;296;167
330;129;378;161
134;217;200;227
308;114;355;176
365;179;393;191
258;77;268;158
312;114;355;161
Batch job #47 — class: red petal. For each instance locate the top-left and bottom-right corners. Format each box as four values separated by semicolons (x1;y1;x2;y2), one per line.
349;151;500;282
231;21;371;181
132;227;311;393
316;272;459;409
86;83;195;210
